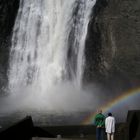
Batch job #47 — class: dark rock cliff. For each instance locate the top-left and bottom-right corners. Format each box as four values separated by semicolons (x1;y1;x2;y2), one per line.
0;0;19;92
84;0;140;91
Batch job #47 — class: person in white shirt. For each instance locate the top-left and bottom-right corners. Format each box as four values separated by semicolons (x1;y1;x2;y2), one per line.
105;113;115;140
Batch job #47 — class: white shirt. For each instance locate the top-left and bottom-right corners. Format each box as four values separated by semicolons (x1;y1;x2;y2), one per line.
105;116;115;133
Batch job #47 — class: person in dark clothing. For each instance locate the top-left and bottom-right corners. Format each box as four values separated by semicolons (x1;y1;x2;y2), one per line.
94;110;105;140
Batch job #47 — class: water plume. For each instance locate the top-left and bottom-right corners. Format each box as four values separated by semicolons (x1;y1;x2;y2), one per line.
4;0;97;115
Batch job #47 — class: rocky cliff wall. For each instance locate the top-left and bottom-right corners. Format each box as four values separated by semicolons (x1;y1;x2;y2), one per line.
0;0;19;92
84;0;140;91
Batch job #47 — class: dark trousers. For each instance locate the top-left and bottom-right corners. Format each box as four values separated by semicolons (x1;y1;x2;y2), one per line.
96;127;105;140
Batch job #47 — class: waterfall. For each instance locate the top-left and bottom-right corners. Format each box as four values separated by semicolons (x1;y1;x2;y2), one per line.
7;0;96;111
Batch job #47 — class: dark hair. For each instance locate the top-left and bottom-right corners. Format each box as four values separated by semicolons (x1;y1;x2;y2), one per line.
108;113;112;116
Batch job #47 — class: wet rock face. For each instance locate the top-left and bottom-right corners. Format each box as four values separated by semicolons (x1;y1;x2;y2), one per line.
84;0;140;89
0;0;19;91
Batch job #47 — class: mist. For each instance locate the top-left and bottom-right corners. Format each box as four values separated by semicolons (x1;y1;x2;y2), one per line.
0;82;102;114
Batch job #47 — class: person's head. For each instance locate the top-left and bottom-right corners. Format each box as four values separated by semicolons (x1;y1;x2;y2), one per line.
97;109;102;114
108;112;112;116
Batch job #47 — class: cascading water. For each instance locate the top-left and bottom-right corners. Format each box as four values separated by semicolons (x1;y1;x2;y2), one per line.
7;0;96;112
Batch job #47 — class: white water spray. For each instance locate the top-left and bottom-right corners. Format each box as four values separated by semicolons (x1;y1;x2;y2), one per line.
7;0;96;112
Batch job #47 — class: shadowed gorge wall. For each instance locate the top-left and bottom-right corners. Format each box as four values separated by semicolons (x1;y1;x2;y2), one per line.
0;0;19;92
84;0;140;90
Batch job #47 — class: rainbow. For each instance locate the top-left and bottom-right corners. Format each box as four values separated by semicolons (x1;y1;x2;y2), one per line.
82;87;140;125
